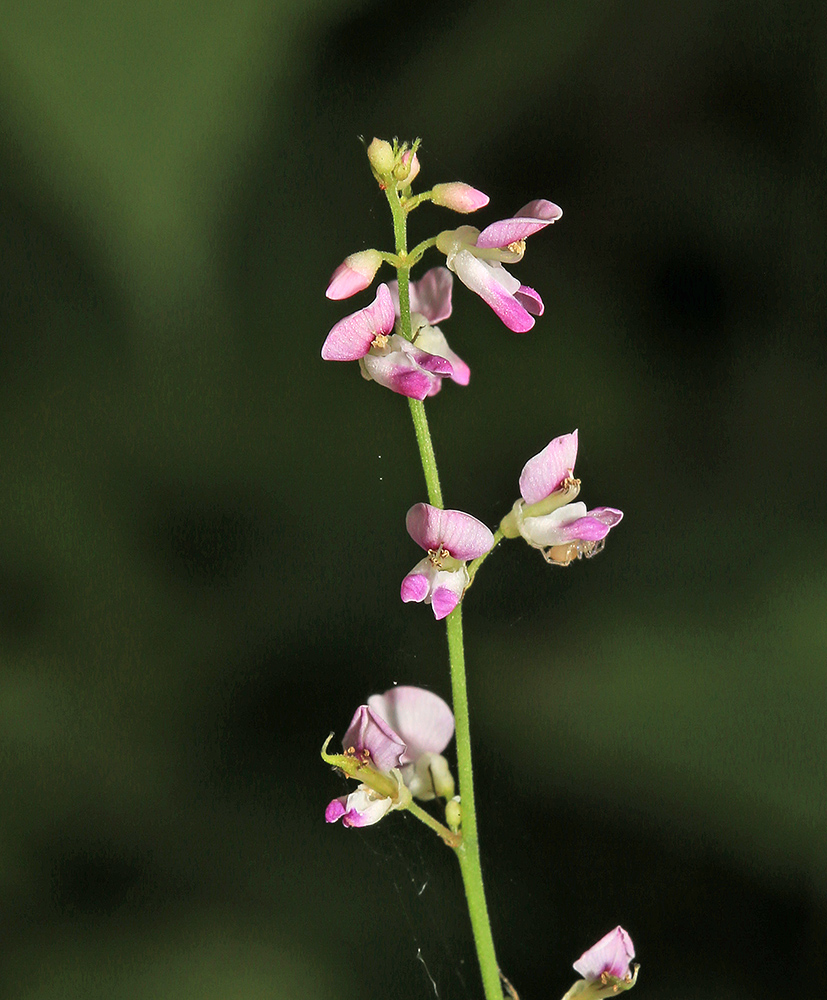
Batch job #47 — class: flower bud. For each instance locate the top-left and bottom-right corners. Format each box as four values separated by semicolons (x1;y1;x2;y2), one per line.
325;249;383;299
445;796;462;833
394;149;420;184
367;137;394;175
432;182;490;213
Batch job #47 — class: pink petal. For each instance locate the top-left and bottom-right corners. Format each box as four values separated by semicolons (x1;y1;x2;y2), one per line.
362;352;442;400
413;325;470;386
514;199;563;223
342;705;406;771
430;586;461;620
432;182;490;213
475;200;562;249
573;927;635;981
325;250;382;300
321;284;395;361
553;506;624;544
401;571;430;604
325;796;347;823
405;504;494;560
519;431;579;504
515;285;544;316
451;250;535;333
368;686;455;763
410;267;454;324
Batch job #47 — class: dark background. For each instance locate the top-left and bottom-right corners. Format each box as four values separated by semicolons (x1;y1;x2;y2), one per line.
2;1;825;998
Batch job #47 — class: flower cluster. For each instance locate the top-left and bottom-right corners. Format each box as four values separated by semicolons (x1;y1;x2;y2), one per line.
501;430;623;565
324;686;455;828
322;140;560;397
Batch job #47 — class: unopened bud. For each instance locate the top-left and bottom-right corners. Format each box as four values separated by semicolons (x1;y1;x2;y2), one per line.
445;796;462;833
367;137;395;175
326;249;382;299
432;182;490;213
394;149;420;185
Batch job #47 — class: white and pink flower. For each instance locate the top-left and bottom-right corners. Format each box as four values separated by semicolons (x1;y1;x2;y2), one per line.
325;687;455;827
436;200;562;332
401;503;494;620
502;431;622;565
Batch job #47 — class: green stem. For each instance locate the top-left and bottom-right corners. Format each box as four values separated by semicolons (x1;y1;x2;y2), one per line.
405;799;461;848
445;605;502;1000
408;399;443;508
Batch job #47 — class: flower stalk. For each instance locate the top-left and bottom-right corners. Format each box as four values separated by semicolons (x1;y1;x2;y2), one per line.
385;177;502;1000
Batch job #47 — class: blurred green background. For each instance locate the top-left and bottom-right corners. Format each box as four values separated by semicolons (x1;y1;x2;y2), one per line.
2;0;825;997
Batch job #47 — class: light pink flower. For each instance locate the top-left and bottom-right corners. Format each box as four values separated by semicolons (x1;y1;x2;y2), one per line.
573;927;635;982
321;284;454;399
432;182;490;213
401;504;494;620
436;200;562;332
325;249;383;300
326;688;455;826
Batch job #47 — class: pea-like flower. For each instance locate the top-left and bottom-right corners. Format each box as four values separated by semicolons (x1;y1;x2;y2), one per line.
324;687;455;827
401;504;495;619
564;926;639;1000
501;430;623;565
436;200;562;332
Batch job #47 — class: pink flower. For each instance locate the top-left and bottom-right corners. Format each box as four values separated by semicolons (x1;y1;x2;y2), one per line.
326;249;383;300
569;927;638;997
321;284;454;399
388;268;470;386
435;200;562;332
401;504;494;619
502;431;622;565
326;688;455;826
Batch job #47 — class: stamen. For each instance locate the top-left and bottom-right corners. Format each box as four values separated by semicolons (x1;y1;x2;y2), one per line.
427;545;451;567
371;332;389;349
507;239;526;254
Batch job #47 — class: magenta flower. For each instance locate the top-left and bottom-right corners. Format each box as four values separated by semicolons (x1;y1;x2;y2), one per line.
401;504;494;619
388;268;470;386
569;927;638;998
435;200;562;332
501;430;622;565
322;284;455;399
325;687;455;827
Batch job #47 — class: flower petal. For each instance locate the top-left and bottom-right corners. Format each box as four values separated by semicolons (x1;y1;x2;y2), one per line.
573;926;635;981
400;565;432;604
342;705;406;771
413;324;470;385
451;250;535;333
409;267;454;324
515;285;544;317
326;786;394;828
405;503;494;560
368;686;455;763
519;430;579;504
430;583;462;620
475;200;562;249
321;284;395;361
